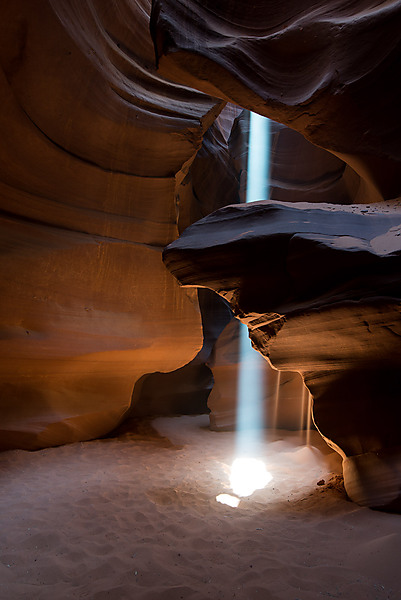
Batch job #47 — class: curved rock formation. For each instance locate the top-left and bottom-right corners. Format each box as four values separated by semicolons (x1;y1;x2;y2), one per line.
129;111;240;419
163;199;401;510
151;0;401;201
0;0;226;449
269;121;361;206
2;0;400;502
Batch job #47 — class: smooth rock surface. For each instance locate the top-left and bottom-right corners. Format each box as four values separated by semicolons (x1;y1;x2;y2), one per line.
164;199;401;509
151;0;401;201
269;121;361;205
0;0;224;449
130;108;241;419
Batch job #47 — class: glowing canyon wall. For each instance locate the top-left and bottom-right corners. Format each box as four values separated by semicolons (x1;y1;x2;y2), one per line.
2;0;401;512
152;0;401;509
0;0;229;449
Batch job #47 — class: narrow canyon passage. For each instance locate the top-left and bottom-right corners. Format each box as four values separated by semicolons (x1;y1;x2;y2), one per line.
1;1;401;597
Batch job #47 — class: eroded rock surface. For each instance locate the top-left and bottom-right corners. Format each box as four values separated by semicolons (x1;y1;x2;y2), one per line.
151;0;401;201
0;0;225;449
269;121;360;206
129;110;241;419
164;200;401;510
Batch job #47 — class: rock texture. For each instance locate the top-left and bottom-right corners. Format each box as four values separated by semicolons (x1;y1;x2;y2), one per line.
0;0;227;449
151;0;401;202
207;318;306;433
2;0;401;509
164;199;401;510
129;110;241;419
269;121;361;206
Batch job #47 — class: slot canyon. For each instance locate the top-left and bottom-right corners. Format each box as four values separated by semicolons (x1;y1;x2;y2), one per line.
0;1;400;599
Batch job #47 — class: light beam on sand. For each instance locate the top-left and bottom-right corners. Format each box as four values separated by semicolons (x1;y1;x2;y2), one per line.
230;457;273;497
216;494;240;508
217;113;272;506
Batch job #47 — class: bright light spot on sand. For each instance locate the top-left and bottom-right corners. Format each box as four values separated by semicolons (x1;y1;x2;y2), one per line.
230;457;273;497
216;493;241;508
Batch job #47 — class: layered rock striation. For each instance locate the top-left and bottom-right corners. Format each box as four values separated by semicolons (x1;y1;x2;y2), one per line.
164;199;401;510
269;121;361;206
0;0;226;449
151;0;401;202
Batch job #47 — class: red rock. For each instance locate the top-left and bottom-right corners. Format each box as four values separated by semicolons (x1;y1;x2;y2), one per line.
0;0;224;449
151;0;401;200
164;199;401;510
269;121;359;206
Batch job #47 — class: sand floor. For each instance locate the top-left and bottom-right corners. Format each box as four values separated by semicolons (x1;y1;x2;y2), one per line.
0;415;400;600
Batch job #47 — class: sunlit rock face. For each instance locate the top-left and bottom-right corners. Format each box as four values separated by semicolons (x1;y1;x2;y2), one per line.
0;0;226;450
129;112;240;418
164;200;401;510
151;0;401;202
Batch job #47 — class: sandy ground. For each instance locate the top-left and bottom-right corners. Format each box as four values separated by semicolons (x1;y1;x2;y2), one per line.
0;415;400;600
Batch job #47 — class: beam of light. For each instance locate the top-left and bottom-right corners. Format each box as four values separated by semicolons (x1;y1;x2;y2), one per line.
235;325;267;459
232;112;271;496
215;112;271;506
246;112;270;203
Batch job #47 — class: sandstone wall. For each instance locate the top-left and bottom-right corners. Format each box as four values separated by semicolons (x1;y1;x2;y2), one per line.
0;0;224;449
151;0;401;202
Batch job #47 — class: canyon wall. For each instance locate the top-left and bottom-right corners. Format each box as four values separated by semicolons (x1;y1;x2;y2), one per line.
2;0;401;515
0;0;226;449
152;0;401;509
164;199;401;510
151;0;401;202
